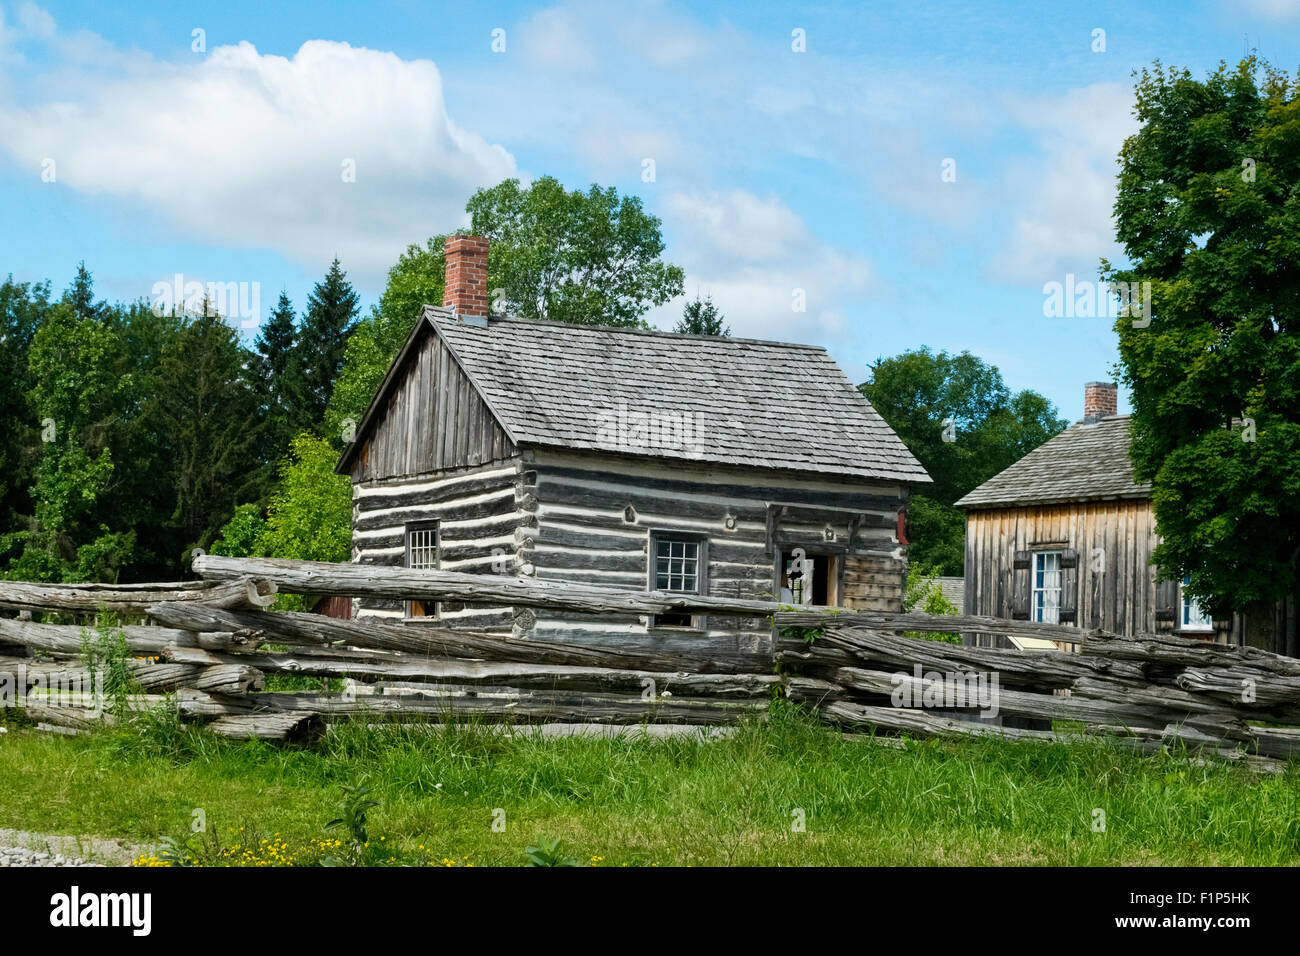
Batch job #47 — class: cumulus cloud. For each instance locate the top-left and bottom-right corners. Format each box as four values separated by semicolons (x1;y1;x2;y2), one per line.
658;190;875;341
991;83;1137;285
0;25;517;283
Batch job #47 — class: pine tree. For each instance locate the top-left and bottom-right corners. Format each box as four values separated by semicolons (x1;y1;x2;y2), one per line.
65;261;107;322
291;259;360;428
674;295;730;336
254;292;299;461
141;306;262;559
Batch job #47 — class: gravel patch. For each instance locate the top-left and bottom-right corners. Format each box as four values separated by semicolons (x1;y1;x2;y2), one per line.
0;828;147;867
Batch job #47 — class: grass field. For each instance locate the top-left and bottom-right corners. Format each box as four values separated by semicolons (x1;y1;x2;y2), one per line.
1;706;1298;866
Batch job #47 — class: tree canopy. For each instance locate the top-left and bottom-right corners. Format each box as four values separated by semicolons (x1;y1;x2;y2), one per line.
466;176;684;327
1105;56;1300;620
860;348;1067;574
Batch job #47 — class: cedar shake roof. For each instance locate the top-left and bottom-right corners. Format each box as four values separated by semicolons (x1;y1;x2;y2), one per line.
337;306;931;484
954;414;1150;510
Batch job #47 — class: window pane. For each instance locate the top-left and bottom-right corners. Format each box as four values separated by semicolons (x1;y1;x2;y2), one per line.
654;537;700;592
1181;575;1212;628
1032;551;1062;624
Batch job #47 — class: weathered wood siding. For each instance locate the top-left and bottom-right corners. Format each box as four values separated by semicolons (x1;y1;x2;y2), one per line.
522;450;908;654
348;328;515;483
963;500;1162;637
352;460;528;631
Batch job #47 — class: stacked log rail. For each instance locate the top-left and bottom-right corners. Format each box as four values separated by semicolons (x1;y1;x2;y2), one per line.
2;556;1298;764
0;577;275;734
777;615;1300;768
0;566;782;742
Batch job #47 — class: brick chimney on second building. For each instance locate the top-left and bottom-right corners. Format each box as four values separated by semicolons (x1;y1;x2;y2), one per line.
442;235;490;326
1083;381;1117;423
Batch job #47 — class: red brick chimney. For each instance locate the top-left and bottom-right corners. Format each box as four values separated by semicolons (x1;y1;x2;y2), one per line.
1083;381;1117;422
442;235;490;325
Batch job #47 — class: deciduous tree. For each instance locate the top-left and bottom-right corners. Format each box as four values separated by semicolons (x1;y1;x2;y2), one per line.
1105;57;1300;643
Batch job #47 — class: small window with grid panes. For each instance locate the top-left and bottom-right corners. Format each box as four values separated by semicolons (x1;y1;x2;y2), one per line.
405;521;439;619
650;533;705;628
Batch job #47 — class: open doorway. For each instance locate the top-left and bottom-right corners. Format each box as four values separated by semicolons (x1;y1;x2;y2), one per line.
779;550;840;606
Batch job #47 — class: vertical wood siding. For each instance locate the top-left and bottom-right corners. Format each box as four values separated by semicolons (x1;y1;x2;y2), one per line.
349;328;515;482
963;500;1160;636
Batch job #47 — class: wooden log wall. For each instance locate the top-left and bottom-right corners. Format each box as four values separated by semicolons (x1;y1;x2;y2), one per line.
524;449;908;655
351;459;527;631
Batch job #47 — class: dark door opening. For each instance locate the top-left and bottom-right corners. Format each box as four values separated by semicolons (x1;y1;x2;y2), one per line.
779;550;840;606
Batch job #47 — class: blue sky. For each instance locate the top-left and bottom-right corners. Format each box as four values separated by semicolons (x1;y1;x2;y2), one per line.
1;0;1297;419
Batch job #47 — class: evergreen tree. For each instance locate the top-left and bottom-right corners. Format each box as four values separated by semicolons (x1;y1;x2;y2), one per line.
98;299;184;578
291;259;360;429
674;295;730;336
65;261;108;322
0;277;49;550
253;292;299;462
141;304;262;562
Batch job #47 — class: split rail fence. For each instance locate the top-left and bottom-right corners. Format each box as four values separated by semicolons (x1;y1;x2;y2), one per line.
0;555;1297;770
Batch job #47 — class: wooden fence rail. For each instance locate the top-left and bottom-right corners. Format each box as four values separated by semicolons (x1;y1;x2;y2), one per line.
0;558;1295;768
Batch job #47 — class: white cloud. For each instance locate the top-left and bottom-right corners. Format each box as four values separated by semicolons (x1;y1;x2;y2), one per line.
521;7;600;72
1233;0;1300;19
14;2;53;37
991;83;1137;284
657;190;875;341
0;31;518;284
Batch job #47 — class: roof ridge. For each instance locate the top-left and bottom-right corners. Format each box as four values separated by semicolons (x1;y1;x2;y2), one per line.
955;414;1145;509
423;304;830;352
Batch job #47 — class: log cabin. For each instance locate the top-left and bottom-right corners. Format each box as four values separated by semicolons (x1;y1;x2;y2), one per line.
955;381;1297;656
334;236;931;655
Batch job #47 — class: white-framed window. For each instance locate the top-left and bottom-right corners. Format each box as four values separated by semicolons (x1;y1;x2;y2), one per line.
1032;551;1062;624
1180;575;1214;632
655;537;700;592
649;532;706;628
404;521;439;619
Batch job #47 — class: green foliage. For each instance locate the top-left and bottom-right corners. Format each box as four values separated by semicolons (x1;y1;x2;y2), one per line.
903;564;961;644
156;826;233;868
27;301;121;530
0;276;48;531
1106;56;1300;618
255;433;352;566
324;784;383;864
377;236;448;334
141;309;262;558
210;503;267;558
467;176;684;326
860;348;1067;575
903;496;966;578
252;292;299;466
674;294;730;336
79;618;139;716
289;259;360;429
524;836;580;867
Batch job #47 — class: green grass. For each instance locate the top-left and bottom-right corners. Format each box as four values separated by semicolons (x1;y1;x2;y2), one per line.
1;706;1299;866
